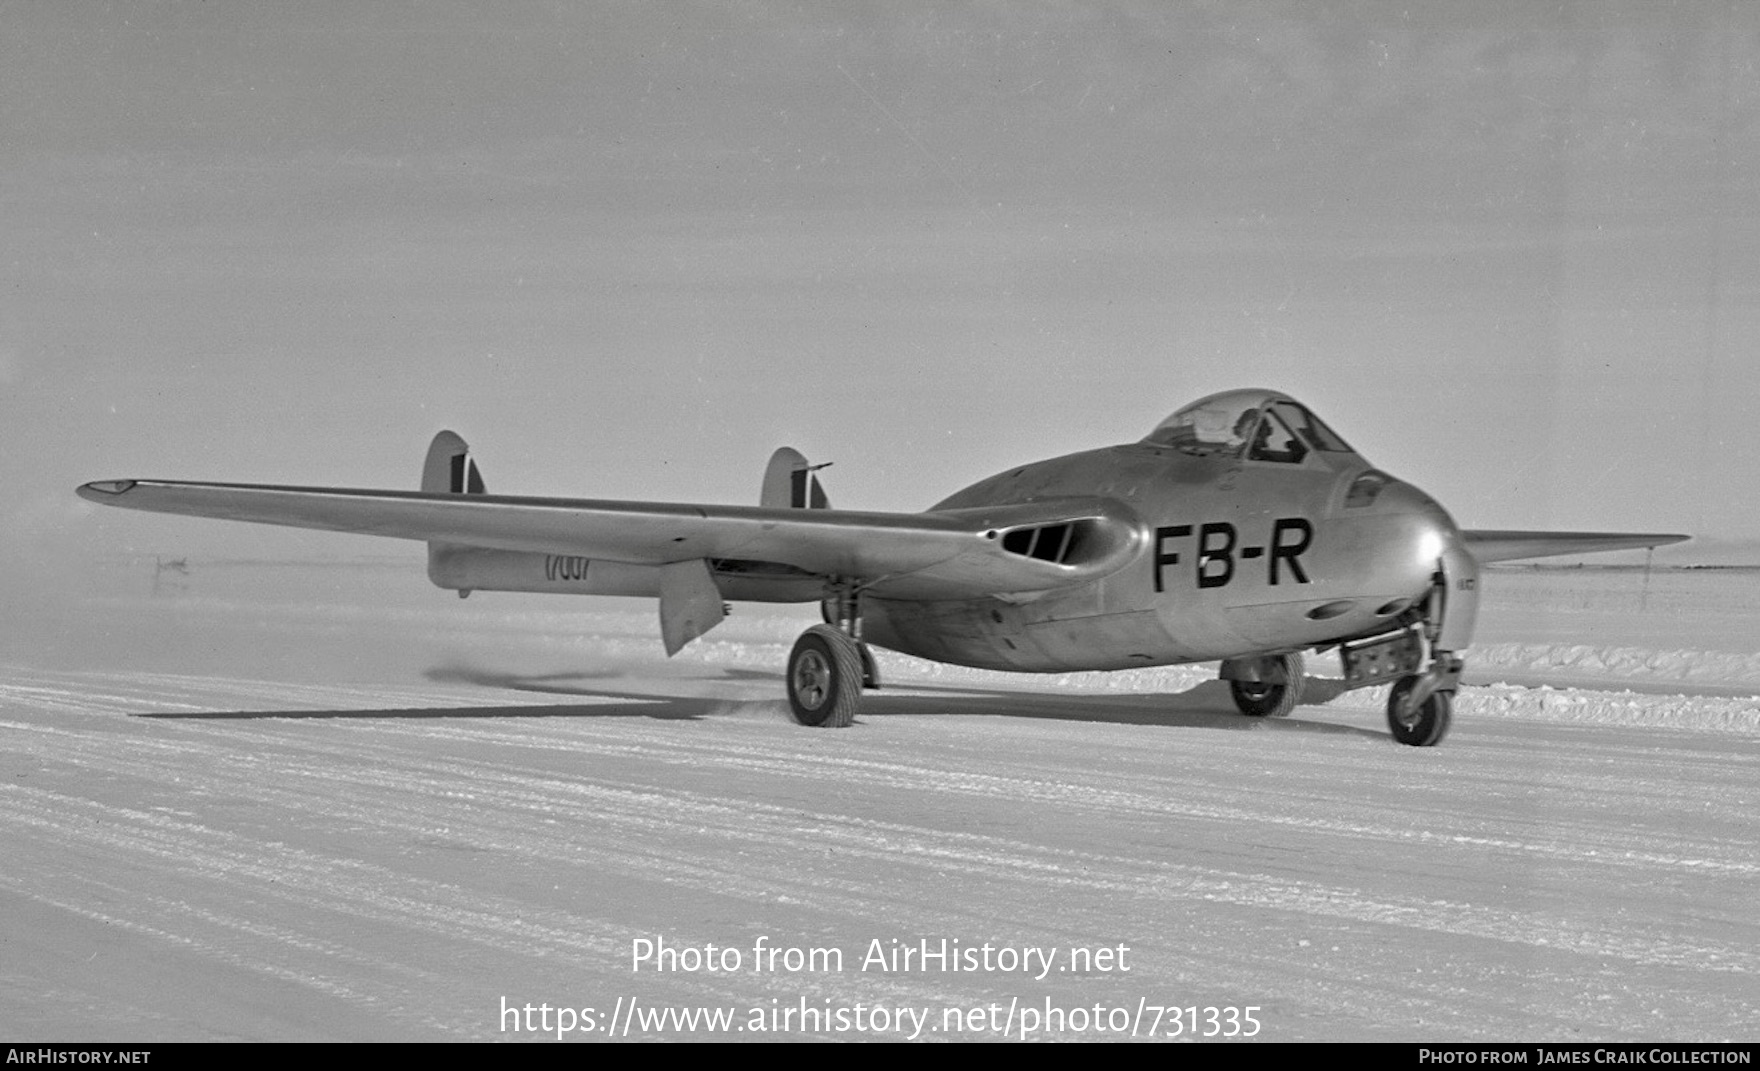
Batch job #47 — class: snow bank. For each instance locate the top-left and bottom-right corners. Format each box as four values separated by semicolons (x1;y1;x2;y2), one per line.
1456;682;1760;734
1474;642;1760;689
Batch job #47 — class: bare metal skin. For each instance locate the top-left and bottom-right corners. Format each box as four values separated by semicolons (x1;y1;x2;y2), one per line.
78;388;1685;744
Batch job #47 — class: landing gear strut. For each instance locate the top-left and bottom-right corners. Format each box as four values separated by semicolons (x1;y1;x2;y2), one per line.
788;578;875;727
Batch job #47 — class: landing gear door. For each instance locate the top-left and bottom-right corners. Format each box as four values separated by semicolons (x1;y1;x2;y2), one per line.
658;559;727;656
1435;539;1481;652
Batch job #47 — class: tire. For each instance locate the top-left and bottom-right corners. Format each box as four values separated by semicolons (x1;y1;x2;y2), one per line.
787;625;863;728
1229;653;1304;717
1386;676;1452;746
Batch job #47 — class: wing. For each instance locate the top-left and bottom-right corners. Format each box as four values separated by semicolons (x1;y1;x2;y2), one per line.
76;479;1140;600
1463;529;1689;564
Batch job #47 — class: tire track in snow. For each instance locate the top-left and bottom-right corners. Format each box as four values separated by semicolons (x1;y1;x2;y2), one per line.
4;665;1753;1039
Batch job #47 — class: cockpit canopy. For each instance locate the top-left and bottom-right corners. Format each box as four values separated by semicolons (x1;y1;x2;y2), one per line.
1143;389;1355;463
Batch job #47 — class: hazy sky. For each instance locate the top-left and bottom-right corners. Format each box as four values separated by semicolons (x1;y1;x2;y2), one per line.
6;2;1758;572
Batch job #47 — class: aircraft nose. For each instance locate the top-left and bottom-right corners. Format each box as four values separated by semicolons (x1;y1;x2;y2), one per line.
1367;475;1481;649
1361;477;1453;561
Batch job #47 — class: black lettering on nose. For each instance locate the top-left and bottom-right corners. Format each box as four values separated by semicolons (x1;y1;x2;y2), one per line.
1197;522;1236;589
1270;518;1312;585
1153;525;1192;593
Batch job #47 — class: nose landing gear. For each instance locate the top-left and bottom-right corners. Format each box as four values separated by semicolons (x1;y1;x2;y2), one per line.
1337;571;1468;746
1386;666;1456;746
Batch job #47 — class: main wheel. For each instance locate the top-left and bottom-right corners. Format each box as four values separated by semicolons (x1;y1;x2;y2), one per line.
787;625;863;728
1229;653;1304;717
1386;675;1452;746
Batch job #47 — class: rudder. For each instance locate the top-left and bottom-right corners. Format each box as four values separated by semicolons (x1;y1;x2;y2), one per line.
760;447;828;509
422;430;485;495
421;431;483;595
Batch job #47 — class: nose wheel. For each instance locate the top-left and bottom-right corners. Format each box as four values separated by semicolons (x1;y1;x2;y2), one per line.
1338;562;1470;745
1386;673;1454;746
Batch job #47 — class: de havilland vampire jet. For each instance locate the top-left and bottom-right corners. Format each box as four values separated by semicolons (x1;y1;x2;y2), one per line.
78;389;1687;745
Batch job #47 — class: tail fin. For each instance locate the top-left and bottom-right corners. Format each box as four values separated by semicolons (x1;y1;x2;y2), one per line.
760;447;829;509
422;430;485;495
421;431;482;595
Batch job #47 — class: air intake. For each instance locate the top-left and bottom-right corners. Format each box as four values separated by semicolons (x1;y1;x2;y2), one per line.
1000;522;1083;564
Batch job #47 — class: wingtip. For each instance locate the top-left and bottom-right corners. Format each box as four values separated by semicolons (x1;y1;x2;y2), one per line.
1639;533;1693;550
77;480;137;502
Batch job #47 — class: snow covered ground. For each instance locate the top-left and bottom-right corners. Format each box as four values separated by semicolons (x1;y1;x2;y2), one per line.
1;559;1754;1041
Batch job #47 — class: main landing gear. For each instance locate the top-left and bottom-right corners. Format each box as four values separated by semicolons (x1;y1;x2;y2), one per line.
1222;652;1305;718
787;580;879;728
787;625;863;727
